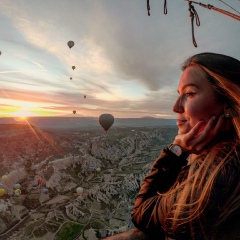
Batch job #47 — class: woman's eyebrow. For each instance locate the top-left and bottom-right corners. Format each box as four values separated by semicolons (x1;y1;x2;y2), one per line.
177;83;199;93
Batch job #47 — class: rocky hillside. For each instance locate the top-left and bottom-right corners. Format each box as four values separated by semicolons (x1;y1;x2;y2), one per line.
0;124;178;239
0;124;62;175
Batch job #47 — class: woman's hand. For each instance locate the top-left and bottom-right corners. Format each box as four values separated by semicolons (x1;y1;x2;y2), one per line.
173;115;228;154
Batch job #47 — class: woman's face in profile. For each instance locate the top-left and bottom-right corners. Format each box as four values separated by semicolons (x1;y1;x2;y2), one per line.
173;66;224;135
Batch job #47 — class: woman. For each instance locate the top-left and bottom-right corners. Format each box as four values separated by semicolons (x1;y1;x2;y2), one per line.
131;52;240;240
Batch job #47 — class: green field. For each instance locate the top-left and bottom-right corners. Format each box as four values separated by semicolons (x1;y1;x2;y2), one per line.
55;222;84;240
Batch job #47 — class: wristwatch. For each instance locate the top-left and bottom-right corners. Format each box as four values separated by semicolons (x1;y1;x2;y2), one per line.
168;144;184;157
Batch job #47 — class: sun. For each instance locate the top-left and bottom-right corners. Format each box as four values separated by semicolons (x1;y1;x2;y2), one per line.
13;107;31;120
19;115;27;120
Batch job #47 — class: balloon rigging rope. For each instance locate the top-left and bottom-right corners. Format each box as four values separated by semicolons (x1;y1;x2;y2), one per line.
146;0;240;47
164;0;167;15
219;0;240;15
190;1;240;21
146;0;167;16
147;0;150;16
188;1;200;48
188;1;240;47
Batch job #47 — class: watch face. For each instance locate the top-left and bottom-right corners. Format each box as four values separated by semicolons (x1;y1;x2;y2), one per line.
171;145;182;156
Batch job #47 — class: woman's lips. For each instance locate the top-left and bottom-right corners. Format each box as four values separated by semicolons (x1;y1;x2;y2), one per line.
177;119;187;126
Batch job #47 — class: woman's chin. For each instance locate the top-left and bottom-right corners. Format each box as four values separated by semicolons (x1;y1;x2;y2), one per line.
178;126;191;135
178;129;184;135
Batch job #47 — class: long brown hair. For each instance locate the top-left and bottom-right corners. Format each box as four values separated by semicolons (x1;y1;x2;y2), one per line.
160;53;240;239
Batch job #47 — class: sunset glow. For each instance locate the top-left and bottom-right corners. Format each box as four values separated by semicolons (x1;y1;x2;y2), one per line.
0;1;239;119
12;107;31;119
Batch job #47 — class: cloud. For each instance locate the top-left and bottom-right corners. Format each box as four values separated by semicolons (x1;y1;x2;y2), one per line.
0;0;239;118
0;69;46;74
76;1;189;91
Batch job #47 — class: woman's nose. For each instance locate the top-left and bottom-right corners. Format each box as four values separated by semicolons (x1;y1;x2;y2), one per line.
172;97;184;113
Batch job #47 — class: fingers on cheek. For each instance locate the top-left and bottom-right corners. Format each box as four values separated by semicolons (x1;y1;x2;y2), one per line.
184;139;195;151
191;143;201;153
206;116;217;129
194;121;207;136
184;137;192;147
203;116;217;135
217;115;225;126
212;116;224;135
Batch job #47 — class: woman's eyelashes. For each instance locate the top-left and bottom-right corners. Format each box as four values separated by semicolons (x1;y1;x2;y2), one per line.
185;92;196;98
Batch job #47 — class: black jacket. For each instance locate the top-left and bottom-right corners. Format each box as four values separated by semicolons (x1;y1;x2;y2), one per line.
131;147;240;240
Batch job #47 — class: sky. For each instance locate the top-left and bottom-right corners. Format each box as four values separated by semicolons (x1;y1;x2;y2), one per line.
0;0;239;119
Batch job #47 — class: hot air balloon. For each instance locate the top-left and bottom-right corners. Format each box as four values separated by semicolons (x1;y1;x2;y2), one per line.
96;167;101;173
1;175;8;182
14;183;21;189
67;41;74;49
32;183;38;189
42;188;49;194
14;189;21;196
98;113;114;132
76;187;83;196
0;188;6;196
70;77;72;80
73;110;76;114
72;66;76;70
38;178;43;185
